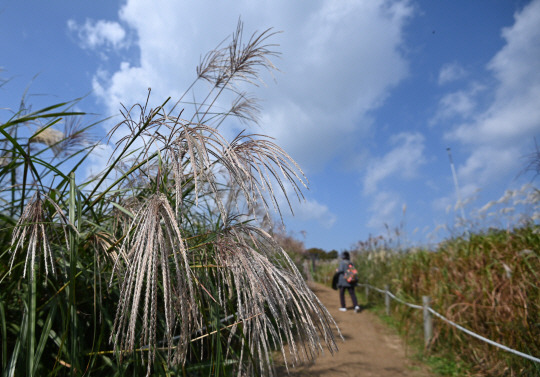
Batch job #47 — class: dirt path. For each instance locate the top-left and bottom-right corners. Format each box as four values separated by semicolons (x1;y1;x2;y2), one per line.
277;282;433;377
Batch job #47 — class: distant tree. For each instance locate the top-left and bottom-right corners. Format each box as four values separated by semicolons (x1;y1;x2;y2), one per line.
306;247;326;260
327;250;338;259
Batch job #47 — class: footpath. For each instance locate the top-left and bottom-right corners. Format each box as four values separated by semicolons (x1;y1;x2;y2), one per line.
278;282;433;377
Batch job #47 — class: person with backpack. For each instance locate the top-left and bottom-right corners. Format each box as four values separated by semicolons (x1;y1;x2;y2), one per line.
335;251;361;313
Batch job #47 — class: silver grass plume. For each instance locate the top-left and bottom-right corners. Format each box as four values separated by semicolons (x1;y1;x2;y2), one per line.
9;191;70;281
30;127;64;156
197;19;279;90
110;194;198;375
160;116;308;224
29;116;90;157
209;224;341;376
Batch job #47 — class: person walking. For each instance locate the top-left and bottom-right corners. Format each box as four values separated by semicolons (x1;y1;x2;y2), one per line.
336;252;361;313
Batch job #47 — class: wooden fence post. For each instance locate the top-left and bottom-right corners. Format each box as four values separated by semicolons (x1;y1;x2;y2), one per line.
384;284;390;316
365;283;369;302
423;296;432;348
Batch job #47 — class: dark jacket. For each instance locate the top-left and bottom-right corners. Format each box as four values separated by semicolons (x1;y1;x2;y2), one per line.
336;258;354;288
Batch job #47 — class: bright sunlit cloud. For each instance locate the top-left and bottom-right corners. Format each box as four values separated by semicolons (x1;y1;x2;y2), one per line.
68;19;127;50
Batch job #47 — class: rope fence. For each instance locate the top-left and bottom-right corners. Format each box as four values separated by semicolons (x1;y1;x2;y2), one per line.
357;283;540;364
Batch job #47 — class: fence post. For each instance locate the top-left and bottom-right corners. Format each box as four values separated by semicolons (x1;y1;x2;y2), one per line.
423;296;432;348
365;283;369;302
384;284;390;316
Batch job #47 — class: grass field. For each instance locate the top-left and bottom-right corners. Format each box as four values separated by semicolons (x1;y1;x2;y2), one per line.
311;222;540;376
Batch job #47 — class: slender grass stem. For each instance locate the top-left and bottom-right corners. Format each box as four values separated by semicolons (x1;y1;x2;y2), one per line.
0;301;6;372
26;277;36;377
68;172;79;375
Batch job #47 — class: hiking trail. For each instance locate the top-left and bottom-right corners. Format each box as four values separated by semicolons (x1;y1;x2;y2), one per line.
277;282;433;377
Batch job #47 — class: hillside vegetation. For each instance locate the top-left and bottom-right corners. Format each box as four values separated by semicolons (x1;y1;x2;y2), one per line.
310;225;539;376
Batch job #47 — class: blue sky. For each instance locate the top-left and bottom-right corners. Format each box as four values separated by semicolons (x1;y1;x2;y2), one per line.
2;0;539;251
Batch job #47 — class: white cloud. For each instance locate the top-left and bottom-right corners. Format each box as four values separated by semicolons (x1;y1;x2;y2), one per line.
366;191;400;229
430;83;484;124
269;179;337;229
438;62;467;85
445;0;540;188
289;198;337;229
87;0;413;172
363;132;425;194
458;145;520;188
68;19;127;50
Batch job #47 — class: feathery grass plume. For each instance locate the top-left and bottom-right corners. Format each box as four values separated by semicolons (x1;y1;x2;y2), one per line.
197;19;279;91
221;131;307;220
30;127;64;155
28;115;91;157
196;40;228;85
9;191;70;281
222;19;279;88
55;115;93;156
112;99;307;223
172;123;307;223
110;193;197;375
229;92;262;125
209;223;341;376
191;19;279;127
107;105;311;367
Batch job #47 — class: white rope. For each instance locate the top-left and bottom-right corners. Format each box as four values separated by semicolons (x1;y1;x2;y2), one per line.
357;283;540;363
359;283;386;295
427;308;540;364
386;291;423;310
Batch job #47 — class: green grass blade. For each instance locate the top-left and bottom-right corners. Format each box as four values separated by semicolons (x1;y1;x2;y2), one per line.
2;106;84;130
0;300;6;372
110;202;135;219
0;128;46;198
33;303;57;376
5;310;27;377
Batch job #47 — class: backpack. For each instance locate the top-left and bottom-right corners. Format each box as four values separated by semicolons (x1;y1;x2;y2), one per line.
343;263;358;284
